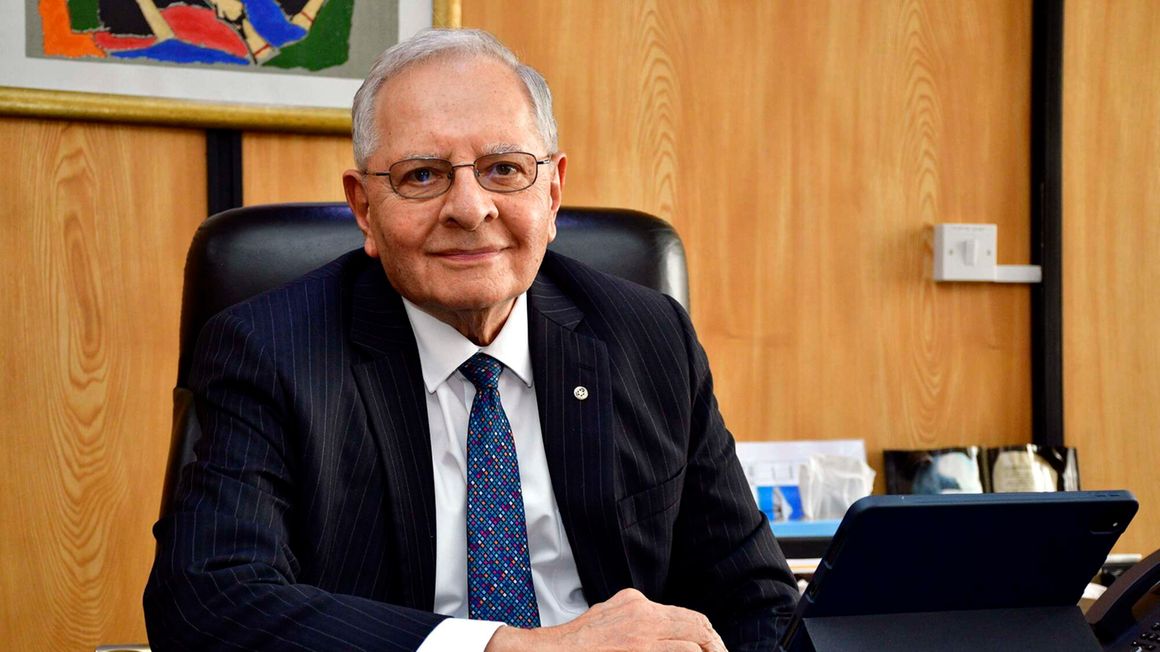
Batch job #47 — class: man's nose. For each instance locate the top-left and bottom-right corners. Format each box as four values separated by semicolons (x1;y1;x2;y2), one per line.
439;164;496;230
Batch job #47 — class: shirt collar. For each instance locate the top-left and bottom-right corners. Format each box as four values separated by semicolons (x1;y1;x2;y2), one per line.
402;293;534;394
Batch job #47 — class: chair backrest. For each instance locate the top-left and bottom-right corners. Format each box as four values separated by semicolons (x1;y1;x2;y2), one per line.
163;202;688;515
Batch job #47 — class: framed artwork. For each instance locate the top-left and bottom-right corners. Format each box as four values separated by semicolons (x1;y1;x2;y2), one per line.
0;0;461;133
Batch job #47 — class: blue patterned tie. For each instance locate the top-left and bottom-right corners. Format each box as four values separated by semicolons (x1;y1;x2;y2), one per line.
459;353;541;628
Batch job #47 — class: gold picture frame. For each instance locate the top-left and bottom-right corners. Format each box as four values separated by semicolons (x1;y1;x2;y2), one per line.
0;0;461;135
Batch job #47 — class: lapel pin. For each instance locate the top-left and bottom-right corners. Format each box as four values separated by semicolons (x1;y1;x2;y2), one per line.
573;386;589;400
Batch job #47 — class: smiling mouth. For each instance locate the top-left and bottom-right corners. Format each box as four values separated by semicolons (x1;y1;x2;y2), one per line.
432;248;504;263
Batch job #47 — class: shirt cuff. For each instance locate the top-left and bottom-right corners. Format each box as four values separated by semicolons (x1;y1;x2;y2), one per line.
416;618;506;652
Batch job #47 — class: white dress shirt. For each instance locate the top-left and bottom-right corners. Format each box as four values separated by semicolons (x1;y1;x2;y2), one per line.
403;294;588;651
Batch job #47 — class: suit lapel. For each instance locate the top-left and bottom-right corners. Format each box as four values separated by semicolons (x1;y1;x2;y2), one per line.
529;274;632;604
348;263;437;611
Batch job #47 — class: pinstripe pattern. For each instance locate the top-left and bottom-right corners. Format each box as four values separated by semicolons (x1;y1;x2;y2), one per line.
145;249;798;651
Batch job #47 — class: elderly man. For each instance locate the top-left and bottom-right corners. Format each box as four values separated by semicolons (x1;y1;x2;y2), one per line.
145;28;798;651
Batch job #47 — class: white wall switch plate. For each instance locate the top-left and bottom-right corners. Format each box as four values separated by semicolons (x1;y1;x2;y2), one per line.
933;223;998;282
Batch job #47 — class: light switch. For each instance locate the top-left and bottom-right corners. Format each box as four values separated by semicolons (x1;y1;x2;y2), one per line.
933;223;1042;283
933;224;997;281
964;239;979;266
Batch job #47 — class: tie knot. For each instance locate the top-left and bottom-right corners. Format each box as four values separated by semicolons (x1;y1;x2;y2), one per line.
459;352;503;390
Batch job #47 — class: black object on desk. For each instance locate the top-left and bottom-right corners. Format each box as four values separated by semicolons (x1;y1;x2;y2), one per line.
778;536;832;560
1087;547;1160;651
779;490;1138;652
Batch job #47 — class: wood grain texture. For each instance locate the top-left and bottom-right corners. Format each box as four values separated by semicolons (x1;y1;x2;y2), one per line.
242;131;353;205
1063;0;1160;554
464;0;1034;482
0;117;205;649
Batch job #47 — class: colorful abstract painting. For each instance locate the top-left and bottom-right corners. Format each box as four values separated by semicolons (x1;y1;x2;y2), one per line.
39;0;353;71
4;1;415;124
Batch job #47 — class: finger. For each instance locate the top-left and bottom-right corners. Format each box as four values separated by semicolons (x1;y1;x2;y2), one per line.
704;629;728;652
657;607;725;652
702;622;727;652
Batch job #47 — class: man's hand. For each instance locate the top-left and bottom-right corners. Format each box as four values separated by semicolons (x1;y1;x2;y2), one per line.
485;588;728;652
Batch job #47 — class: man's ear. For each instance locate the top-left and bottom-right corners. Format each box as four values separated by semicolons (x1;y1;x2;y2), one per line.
546;153;567;242
342;169;379;259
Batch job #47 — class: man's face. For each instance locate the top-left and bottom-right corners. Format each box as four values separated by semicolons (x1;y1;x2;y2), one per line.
343;55;565;340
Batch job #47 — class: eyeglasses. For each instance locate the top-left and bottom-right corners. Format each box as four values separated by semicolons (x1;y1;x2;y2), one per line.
364;151;552;199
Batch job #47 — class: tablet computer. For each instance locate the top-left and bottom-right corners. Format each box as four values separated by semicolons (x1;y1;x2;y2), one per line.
779;490;1138;651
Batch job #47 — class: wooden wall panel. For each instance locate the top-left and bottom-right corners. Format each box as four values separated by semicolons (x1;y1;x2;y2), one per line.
1063;0;1160;554
242;131;352;205
465;0;1034;477
0;118;205;649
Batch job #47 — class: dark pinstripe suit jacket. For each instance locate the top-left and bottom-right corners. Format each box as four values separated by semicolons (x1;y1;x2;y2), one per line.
145;249;798;651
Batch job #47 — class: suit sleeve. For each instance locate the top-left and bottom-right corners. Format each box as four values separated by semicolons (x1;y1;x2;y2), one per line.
144;309;447;651
663;296;800;651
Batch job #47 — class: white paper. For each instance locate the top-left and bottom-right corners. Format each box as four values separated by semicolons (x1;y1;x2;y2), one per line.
736;440;867;521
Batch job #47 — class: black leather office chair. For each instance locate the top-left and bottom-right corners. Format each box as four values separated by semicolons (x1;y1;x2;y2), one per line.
160;202;689;518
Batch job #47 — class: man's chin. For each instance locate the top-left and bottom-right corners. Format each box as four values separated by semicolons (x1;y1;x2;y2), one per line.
431;293;517;314
413;288;520;316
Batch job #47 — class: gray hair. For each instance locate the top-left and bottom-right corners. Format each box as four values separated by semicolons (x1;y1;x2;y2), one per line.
351;28;558;169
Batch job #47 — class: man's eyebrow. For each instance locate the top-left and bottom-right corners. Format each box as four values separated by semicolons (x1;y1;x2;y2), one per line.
483;143;527;155
393;144;530;161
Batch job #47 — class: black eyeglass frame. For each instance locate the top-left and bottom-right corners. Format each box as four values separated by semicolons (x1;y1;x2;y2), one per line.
363;151;554;199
